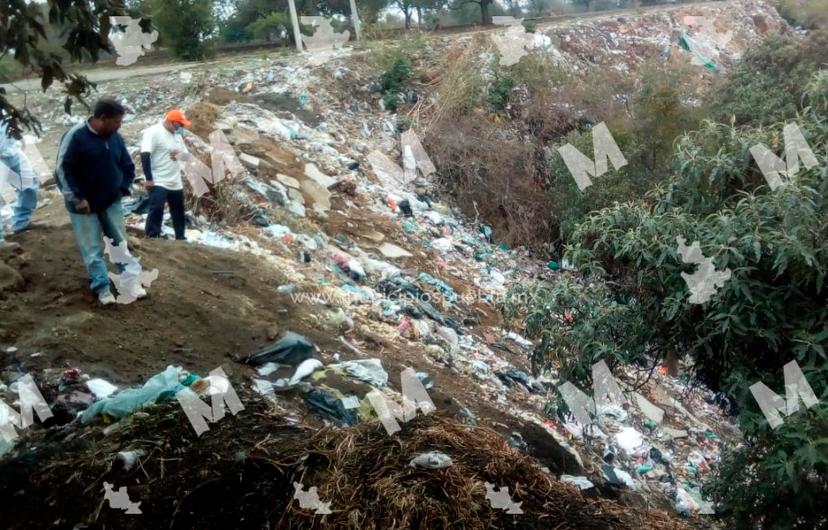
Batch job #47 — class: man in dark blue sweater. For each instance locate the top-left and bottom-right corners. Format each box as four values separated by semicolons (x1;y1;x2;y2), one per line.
55;98;139;305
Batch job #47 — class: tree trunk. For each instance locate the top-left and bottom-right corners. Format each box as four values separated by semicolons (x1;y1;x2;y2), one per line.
481;0;492;25
416;7;422;28
404;9;412;29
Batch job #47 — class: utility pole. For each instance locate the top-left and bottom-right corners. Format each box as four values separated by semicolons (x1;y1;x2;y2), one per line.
287;0;303;52
349;0;362;41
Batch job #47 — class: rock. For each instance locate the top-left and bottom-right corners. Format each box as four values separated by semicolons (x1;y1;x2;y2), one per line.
363;230;385;243
238;153;261;170
378;243;412;258
226;125;260;145
301;180;332;213
288;188;305;205
276;173;301;189
366;150;405;189
634;392;665;424
246;178;288;206
0;262;24;293
287;201;306;217
304;163;337;188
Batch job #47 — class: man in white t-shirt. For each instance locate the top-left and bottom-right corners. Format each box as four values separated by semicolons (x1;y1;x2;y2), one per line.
140;109;190;240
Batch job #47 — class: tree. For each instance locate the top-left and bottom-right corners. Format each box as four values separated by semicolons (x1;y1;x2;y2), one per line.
395;0;416;29
0;0;141;138
414;0;446;28
450;0;497;25
149;0;214;60
219;0;384;42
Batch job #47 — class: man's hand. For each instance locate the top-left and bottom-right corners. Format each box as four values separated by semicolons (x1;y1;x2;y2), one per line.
143;180;154;190
75;199;91;214
169;149;179;161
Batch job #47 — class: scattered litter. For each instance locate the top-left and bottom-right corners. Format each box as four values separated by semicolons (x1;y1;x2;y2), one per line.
304;388;359;426
86;378;118;399
242;332;316;366
81;365;187;424
560;475;595;490
340;395;360;409
602;465;638;489
615;426;645;454
416;372;433;389
409;451;453;469
504;331;533;348
113;450;146;472
288;358;324;386
337;358;388;387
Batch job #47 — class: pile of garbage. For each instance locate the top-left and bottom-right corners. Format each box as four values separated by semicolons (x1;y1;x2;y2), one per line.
490;0;786;74
0;3;780;526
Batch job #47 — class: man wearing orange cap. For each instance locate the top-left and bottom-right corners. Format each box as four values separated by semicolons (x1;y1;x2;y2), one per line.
140;109;191;240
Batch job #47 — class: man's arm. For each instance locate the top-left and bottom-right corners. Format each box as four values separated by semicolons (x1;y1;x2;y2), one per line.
139;129;154;187
141;153;153;181
55;129;86;206
119;135;136;196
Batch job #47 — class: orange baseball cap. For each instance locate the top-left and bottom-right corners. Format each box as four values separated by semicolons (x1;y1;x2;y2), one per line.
165;109;191;128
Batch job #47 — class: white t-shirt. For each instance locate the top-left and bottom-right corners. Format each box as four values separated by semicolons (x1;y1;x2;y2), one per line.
140;122;188;190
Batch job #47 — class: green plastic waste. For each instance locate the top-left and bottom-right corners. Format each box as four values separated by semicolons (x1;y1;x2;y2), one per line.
678;33;719;71
402;220;417;234
547;261;560;270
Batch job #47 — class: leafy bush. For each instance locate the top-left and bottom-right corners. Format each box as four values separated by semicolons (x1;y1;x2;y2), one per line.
504;277;652;383
521;79;828;527
705;393;828;530
775;0;828;29
488;73;514;110
707;30;828;126
382;91;401;112
0;56;24;83
381;57;412;93
247;12;291;42
379;57;412;112
542;62;702;241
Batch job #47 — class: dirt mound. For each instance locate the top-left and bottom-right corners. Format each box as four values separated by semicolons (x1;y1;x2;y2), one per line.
0;384;693;530
0;195;338;385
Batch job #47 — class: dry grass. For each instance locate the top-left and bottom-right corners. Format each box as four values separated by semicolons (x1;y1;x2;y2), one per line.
3;387;697;530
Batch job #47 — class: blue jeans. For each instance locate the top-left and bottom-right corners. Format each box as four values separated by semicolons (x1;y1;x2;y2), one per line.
0;153;39;240
68;200;127;294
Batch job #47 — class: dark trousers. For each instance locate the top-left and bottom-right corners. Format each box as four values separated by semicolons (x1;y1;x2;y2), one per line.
145;186;186;240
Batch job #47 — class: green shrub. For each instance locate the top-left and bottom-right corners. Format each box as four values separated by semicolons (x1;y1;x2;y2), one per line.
707;30;828;126
381;57;412;93
382;91;400;112
488;73;514;110
775;0;828;29
545;87;828;527
0;56;24;83
523;20;537;33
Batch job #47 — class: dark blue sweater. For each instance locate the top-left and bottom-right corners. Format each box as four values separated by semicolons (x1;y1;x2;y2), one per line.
55;121;136;214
